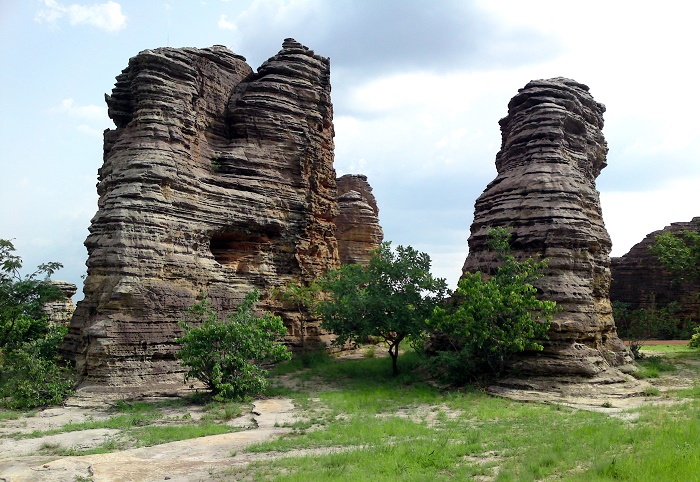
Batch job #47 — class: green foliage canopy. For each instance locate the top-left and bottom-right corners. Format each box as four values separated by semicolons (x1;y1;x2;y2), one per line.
428;227;556;382
0;239;73;409
649;227;700;283
649;223;700;348
176;290;291;400
316;243;447;375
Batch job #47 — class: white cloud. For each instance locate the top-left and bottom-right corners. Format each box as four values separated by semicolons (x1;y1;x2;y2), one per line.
217;14;237;31
35;0;126;32
77;124;105;137
50;98;106;121
601;178;700;258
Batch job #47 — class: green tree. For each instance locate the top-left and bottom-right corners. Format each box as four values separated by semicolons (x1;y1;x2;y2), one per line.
176;290;291;400
0;239;74;409
649;223;700;348
1;240;63;350
428;228;556;382
317;243;447;375
649;227;700;283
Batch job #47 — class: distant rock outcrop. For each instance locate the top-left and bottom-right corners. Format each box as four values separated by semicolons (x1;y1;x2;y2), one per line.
62;40;341;387
335;174;383;265
462;77;635;381
41;280;77;325
611;218;700;327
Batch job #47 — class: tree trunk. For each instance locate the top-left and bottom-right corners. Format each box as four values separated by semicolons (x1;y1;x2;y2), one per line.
389;341;400;375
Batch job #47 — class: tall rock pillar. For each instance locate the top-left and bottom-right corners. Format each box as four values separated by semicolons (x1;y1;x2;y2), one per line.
462;77;634;379
62;40;340;389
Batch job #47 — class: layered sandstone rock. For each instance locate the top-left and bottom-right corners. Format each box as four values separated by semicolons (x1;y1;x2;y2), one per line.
41;280;77;325
62;39;339;387
611;218;700;327
462;77;634;380
335;174;383;265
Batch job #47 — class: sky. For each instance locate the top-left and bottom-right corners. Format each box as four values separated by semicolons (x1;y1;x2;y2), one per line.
1;0;699;299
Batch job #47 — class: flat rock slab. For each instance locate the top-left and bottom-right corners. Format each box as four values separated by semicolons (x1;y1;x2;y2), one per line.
487;374;656;414
0;398;295;482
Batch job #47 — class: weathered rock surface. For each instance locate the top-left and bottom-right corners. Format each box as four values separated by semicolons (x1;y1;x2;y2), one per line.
611;218;700;327
462;77;634;379
41;280;77;325
335;174;383;265
62;39;340;387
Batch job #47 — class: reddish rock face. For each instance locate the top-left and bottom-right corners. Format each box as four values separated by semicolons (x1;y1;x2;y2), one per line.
62;40;341;387
611;218;700;328
335;174;383;265
462;77;634;378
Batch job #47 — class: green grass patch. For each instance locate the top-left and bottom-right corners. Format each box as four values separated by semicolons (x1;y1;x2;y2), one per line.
0;408;23;420
130;422;236;446
639;344;696;354
5;396;248;451
635;355;677;379
222;349;700;482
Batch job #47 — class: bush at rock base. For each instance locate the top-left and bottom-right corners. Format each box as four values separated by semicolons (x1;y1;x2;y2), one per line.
176;290;291;400
427;228;556;384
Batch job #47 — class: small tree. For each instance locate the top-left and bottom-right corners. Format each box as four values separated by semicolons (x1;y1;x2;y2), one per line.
317;243;447;375
0;239;74;409
428;228;556;383
176;290;291;400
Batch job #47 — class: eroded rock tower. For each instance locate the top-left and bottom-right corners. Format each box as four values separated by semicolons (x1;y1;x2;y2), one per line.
62;40;344;387
462;77;635;380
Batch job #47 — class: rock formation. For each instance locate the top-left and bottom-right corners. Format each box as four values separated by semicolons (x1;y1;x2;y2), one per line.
62;39;341;387
41;280;77;325
462;77;634;380
335;174;383;265
611;218;700;328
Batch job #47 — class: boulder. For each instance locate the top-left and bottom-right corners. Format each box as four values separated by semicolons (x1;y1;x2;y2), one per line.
462;77;635;379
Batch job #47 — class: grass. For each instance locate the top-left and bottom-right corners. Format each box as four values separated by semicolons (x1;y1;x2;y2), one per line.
217;348;700;481
0;408;23;420
3;344;700;480
641;344;696;354
635;355;678;379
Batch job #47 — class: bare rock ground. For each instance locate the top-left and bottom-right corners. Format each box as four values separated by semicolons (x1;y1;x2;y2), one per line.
0;398;294;482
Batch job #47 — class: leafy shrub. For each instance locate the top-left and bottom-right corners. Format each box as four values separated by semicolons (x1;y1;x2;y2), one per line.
690;327;700;349
1;339;74;409
0;239;74;409
176;290;291;400
427;228;556;383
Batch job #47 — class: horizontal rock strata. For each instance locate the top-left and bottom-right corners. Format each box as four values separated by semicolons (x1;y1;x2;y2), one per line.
611;218;700;328
335;174;383;265
462;77;634;380
41;280;77;325
62;40;340;387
